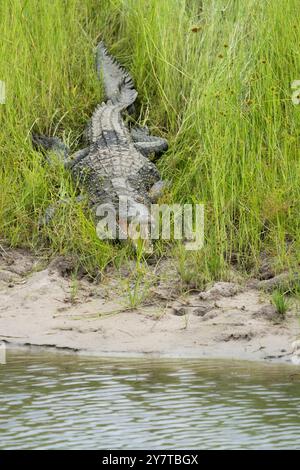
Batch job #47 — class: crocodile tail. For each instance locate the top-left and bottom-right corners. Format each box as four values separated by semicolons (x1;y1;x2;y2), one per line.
96;41;137;109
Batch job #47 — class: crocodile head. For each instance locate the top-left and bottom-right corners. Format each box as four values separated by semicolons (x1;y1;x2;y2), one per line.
119;197;154;254
95;196;155;253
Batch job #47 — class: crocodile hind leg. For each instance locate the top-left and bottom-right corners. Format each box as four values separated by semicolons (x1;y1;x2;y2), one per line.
134;139;168;159
32;133;69;164
32;133;89;169
32;134;88;224
131;126;168;159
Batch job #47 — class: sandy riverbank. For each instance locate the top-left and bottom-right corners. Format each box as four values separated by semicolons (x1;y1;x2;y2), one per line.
0;248;299;364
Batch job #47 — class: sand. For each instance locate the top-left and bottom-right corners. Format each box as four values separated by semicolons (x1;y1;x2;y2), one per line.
0;247;299;363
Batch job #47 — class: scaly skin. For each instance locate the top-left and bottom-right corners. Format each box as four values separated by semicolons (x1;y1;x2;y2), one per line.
32;42;168;246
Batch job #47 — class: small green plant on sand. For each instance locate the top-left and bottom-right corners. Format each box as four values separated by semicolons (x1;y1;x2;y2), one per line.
271;290;289;317
70;273;79;304
125;242;154;309
126;274;152;309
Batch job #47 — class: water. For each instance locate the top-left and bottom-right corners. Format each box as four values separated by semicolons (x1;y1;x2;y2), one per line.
1;349;300;449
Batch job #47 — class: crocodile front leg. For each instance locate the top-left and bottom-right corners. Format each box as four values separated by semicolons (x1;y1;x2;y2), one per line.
148;180;168;203
39;195;86;226
65;147;90;169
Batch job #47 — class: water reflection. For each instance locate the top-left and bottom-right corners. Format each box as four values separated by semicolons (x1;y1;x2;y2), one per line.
1;349;300;449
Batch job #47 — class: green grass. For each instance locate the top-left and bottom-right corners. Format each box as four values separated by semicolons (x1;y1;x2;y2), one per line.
271;289;290;316
1;0;300;281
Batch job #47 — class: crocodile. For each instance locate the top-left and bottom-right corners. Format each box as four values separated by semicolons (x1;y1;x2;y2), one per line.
33;41;168;250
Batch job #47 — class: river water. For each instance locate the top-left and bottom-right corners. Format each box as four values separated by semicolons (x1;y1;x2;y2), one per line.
0;349;300;449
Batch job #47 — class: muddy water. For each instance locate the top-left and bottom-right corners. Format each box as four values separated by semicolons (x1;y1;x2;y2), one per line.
0;349;300;449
